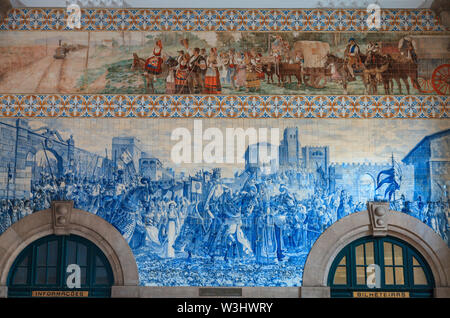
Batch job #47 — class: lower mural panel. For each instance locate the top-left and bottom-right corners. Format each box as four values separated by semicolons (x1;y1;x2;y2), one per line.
0;117;448;286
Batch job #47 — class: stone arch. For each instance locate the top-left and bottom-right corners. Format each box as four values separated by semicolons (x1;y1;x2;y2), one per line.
0;203;139;297
42;146;64;177
301;206;450;298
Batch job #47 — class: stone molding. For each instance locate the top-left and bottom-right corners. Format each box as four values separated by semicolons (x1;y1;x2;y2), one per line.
367;201;389;237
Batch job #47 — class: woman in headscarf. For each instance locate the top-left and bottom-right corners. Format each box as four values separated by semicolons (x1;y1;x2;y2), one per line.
234;51;247;91
145;39;164;75
175;52;190;94
204;47;221;94
245;51;261;92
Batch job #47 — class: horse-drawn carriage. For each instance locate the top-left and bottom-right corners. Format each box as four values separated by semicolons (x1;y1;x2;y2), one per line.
381;35;450;95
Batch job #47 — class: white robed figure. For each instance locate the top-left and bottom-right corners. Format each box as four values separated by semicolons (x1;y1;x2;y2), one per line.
162;201;180;258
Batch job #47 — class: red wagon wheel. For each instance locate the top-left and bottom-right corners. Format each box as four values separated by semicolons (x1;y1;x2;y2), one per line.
413;77;434;94
431;64;450;95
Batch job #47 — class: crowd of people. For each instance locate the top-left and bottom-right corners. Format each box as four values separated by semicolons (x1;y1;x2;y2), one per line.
141;34;420;94
0;167;448;264
144;37;290;94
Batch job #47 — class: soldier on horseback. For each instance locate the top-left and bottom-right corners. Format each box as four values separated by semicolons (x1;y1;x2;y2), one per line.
344;38;362;80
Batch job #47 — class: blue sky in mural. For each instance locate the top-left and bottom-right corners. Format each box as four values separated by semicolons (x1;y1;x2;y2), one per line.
0;118;448;286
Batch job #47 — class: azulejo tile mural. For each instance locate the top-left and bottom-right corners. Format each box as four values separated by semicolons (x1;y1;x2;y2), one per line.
0;29;449;96
0;7;448;287
0;118;448;286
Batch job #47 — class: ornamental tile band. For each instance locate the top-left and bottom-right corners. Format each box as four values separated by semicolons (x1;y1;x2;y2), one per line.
0;8;448;32
0;94;447;118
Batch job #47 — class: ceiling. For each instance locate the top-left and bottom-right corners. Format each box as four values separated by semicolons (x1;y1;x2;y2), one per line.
9;0;434;9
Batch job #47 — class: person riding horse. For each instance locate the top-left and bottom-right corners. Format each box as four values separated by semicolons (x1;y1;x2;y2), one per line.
398;36;418;64
145;40;164;75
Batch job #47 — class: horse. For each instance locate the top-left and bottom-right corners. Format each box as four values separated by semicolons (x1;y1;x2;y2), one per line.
324;53;370;95
363;52;422;95
109;182;154;248
131;53;178;93
386;55;421;94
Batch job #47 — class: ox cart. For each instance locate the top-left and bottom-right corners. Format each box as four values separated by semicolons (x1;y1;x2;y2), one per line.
380;36;450;95
292;40;331;89
262;40;331;89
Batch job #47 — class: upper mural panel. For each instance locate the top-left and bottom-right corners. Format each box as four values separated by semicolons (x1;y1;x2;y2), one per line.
0;30;449;96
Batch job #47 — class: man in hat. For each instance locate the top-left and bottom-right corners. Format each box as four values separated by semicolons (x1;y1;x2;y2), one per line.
398;36;417;64
145;39;164;75
188;47;207;93
344;38;362;80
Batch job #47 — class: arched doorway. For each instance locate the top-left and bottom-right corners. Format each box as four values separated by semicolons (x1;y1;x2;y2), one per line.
7;234;114;298
327;236;435;298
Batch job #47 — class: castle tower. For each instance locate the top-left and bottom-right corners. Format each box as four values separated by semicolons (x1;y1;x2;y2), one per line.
280;127;301;168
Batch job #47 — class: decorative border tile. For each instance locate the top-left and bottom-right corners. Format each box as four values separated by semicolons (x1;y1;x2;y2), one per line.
0;94;447;119
1;8;448;32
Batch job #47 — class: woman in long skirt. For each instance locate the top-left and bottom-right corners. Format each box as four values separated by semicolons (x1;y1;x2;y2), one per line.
234;52;246;91
164;201;179;258
245;52;261;92
204;48;221;94
175;53;190;94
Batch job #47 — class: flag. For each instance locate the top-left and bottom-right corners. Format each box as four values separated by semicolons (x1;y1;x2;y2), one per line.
376;155;402;202
191;179;202;194
120;149;133;165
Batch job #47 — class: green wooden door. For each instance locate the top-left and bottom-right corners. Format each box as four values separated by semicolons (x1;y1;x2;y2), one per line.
7;235;114;298
328;236;435;298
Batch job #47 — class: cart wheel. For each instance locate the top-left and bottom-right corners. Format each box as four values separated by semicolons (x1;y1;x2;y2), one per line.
312;74;327;89
431;64;450;95
413;77;434;94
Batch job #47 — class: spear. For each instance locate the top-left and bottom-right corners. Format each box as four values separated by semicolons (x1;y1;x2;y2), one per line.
41;141;55;181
